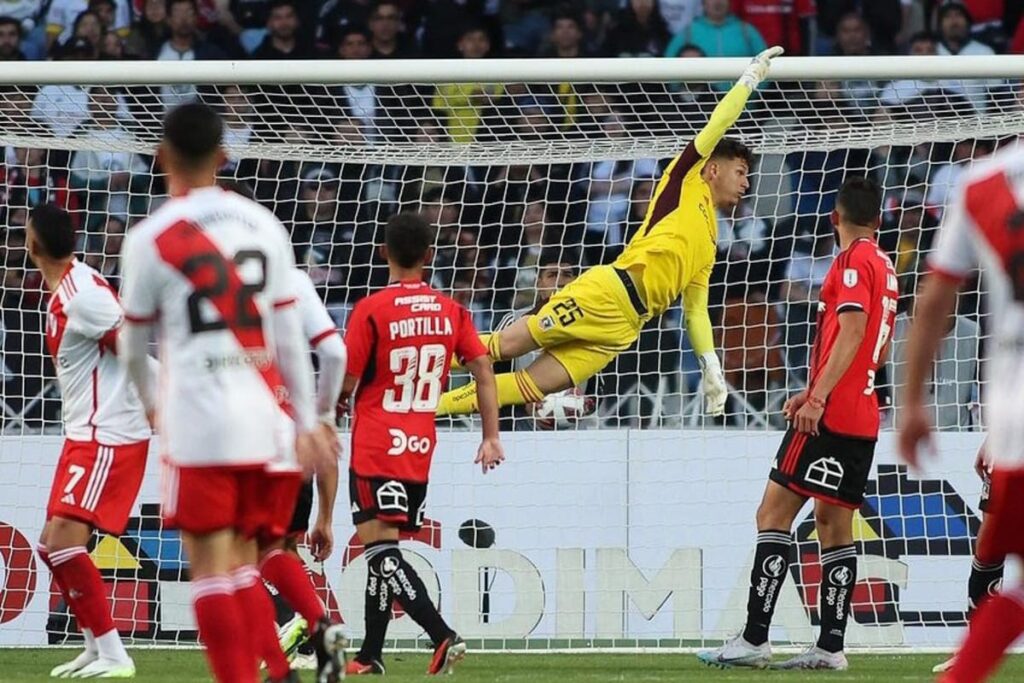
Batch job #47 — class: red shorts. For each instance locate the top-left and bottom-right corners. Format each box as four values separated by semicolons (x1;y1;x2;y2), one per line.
46;439;149;535
161;461;302;542
976;468;1024;564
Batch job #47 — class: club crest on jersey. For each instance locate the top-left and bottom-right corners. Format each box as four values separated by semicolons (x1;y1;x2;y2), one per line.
843;269;858;288
539;316;556;331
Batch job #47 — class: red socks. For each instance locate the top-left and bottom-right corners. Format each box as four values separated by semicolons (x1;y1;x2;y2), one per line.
260;549;326;625
37;545;90;632
46;546;114;637
232;565;290;681
946;590;1024;683
192;576;257;683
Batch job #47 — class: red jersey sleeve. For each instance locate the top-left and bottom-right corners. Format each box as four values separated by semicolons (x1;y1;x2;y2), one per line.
343;300;376;379
453;305;487;364
834;248;874;315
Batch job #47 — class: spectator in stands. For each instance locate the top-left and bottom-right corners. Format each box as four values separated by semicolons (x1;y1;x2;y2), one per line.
0;86;41;138
431;23;503;144
927;138;993;212
368;0;415;58
890;274;980;430
31;44;129;137
715;196;772;291
99;29;125;59
881;188;939;283
659;0;703;35
416;1;495;59
124;0;169;58
45;0;129;51
828;12;881;106
157;0;227;111
540;8;593;59
69;87;150;226
936;2;998;111
782;218;835;377
817;0;903;54
251;0;309;59
315;0;375;53
68;9;103;58
4;147;79;218
880;32;972;110
0;17;26;60
209;0;274;55
89;0;121;34
82;214;126;283
218;84;258;174
500;0;551;56
604;0;672;57
287;164;348;303
717;288;786;427
734;0;815;55
664;0;767;59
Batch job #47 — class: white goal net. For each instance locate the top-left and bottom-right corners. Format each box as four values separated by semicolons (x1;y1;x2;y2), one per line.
0;57;1019;651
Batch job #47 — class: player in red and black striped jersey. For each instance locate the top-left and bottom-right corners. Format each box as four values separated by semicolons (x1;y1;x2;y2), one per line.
699;177;898;671
340;212;504;676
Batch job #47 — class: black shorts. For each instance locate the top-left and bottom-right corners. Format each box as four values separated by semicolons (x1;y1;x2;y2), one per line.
349;471;427;532
980;468;993;513
769;426;876;509
287;480;314;535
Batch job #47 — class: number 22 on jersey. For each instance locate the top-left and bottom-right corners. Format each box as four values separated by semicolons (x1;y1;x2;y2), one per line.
382;344;447;413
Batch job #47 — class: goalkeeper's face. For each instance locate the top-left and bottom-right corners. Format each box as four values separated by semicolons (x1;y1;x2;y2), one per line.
707;156;750;210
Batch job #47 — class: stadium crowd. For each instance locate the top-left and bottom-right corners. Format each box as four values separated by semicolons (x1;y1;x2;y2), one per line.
0;0;1016;429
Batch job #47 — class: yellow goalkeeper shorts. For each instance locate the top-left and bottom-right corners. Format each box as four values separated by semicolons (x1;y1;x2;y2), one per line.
525;265;645;385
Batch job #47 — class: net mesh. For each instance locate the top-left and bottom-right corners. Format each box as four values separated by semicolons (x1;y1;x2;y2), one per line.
0;71;1010;649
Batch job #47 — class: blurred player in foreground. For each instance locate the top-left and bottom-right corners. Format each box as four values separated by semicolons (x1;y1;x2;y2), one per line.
118;103;341;683
29;203;150;678
267;267;347;669
341;212;504;675
435;46;787;421
899;145;1024;683
699;177;898;670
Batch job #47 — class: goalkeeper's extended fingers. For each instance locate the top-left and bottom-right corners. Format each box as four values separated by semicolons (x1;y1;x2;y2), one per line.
757;45;785;64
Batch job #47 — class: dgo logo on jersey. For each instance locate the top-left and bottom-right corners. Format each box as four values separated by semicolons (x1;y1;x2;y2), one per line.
762;555;786;578
387;428;432;456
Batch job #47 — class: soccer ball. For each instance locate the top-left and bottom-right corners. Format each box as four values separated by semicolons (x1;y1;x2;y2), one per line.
529;387;595;430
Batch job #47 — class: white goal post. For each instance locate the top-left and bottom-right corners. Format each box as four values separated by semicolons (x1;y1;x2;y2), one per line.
0;57;1015;652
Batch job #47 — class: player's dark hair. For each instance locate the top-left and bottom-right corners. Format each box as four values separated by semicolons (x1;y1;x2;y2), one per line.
29;203;75;259
836;176;882;227
163;102;223;167
710;136;754;168
385;212;434;268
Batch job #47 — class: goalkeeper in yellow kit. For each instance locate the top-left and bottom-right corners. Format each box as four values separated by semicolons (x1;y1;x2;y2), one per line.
438;46;784;419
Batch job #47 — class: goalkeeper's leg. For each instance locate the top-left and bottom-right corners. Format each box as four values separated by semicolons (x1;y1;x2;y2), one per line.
438;352;573;416
449;318;541;370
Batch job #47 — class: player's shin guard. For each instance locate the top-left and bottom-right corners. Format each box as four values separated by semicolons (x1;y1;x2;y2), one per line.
742;530;792;646
261;549;326;626
816;545;857;653
968;558;1005;614
47;546;117;640
232;565;291;680
365;541;454;646
947;589;1024;683
192;576;256;683
358;545;393;664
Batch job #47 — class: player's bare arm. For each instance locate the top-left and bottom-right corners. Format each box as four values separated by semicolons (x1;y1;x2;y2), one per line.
465;354;504;473
896;274;961;467
793;310;867;436
310;454;338;561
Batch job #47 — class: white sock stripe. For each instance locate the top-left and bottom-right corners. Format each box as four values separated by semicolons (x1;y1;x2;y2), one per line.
260;549;285;569
84;447;114;512
231;566;261;588
972;559;1005;572
756;533;792;544
364;543;398;560
49;546;89;565
821;549;858;564
192;577;235;601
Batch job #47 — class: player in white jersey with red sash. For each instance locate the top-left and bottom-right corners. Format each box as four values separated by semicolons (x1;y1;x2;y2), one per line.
900;144;1024;683
27;203;150;678
118;103;340;683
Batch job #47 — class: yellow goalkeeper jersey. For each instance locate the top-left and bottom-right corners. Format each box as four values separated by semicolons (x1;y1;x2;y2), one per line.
613;82;753;320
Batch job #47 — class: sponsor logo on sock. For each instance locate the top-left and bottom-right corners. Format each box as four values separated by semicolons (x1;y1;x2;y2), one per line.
762;555;785;578
988;578;1003;596
393;568;417;600
828;565;853;587
380;556;399;577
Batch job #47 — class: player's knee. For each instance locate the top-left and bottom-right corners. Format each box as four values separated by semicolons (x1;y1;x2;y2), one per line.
42;517;90;553
755;502;791;532
814;507;853;546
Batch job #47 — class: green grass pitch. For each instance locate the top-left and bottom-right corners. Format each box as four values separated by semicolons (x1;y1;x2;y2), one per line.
3;649;1024;682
